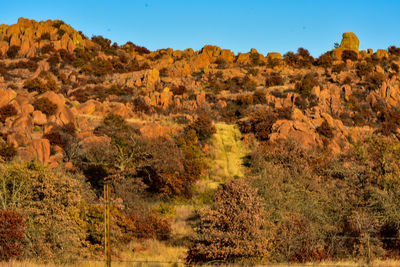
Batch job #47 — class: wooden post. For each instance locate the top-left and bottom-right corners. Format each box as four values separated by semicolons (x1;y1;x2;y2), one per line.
104;182;111;267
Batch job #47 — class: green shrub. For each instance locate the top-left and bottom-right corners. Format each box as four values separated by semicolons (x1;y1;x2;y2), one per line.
0;161;94;261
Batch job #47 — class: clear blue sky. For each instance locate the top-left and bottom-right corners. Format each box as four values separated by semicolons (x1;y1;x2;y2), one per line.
2;0;400;57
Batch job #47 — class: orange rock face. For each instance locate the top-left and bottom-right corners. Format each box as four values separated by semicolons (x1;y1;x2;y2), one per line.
18;139;51;165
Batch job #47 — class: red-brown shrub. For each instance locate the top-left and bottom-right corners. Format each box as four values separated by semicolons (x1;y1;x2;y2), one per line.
265;73;283;87
316;52;333;68
128;207;171;241
0;104;17;123
91;35;111;50
366;72;386;91
274;213;325;263
40;44;55;54
341;50;358;61
23;78;46;93
187;179;269;264
380;109;400;136
316;120;334;138
172;85;187;95
33;97;57;115
15;60;38;72
6;46;20;59
295;73;319;96
0;210;25;261
388;46;400;56
124;42;151;55
185;113;216;141
39;32;51;40
0;142;17;161
245;108;278;141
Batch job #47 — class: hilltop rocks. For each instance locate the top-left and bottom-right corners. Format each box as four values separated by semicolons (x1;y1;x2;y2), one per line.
375;49;389;59
236;53;251;65
200;45;222;61
340;32;359;51
218;49;235;63
267;52;282;60
0;17;96;58
1;17;400;166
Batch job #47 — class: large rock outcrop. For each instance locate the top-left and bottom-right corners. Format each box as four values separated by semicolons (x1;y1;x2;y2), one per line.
340;32;359;51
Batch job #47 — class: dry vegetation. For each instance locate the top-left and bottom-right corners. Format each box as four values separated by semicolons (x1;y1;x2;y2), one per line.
2;18;400;266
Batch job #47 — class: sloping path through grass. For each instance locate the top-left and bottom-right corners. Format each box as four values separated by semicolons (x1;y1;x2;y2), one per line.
209;123;247;183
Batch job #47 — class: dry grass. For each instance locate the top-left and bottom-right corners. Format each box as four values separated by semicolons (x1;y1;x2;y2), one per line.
4;259;400;267
171;205;193;237
119;239;186;266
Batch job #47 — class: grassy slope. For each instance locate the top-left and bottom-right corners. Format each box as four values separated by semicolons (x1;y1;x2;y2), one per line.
208;123;247;184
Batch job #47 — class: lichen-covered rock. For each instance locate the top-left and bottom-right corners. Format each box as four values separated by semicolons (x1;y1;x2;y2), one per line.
236;53;251;65
143;69;160;89
218;49;235;63
200;45;222;61
340;32;359;51
267;52;282;60
375;49;389;59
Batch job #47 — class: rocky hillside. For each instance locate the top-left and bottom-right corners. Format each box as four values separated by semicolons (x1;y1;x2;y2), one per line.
3;17;400;264
1;18;399;169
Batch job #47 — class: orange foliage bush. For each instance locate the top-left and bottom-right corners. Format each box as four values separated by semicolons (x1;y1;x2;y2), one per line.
0;210;25;261
128;207;171;241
